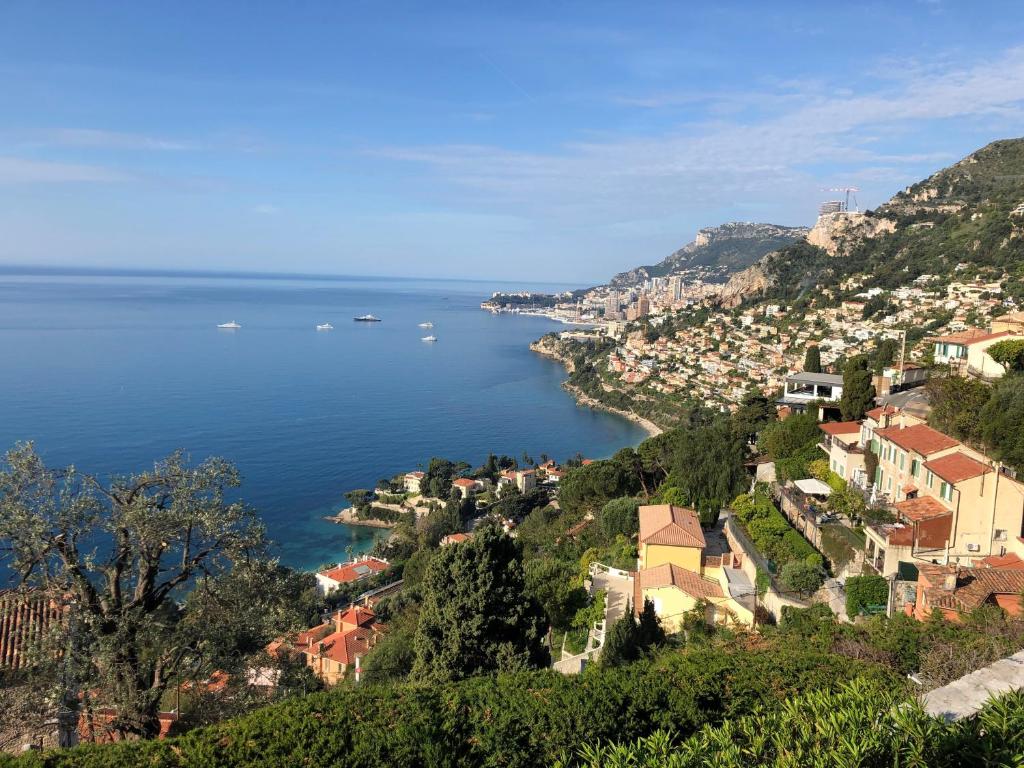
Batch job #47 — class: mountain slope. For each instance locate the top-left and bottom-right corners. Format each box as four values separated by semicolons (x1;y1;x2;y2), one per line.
723;137;1024;305
609;222;809;287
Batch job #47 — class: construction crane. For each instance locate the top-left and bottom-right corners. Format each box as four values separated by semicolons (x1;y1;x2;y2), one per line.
822;186;860;212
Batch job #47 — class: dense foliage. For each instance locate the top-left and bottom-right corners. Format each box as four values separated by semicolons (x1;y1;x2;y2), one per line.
844;574;890;617
730;489;821;579
412;522;549;682
557;683;1024;768
1;646;900;768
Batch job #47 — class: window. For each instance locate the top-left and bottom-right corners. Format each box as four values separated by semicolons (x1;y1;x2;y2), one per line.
871;438;879;454
995;529;1007;541
899;451;905;471
926;470;934;488
875;467;882;485
887;476;893;491
940;482;953;501
911;459;920;478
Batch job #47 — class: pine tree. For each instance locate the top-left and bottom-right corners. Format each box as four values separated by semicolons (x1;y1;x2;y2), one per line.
803;345;822;373
839;357;875;421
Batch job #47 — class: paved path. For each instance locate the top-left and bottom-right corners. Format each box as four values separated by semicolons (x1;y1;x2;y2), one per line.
923;651;1024;721
821;577;849;622
591;567;634;627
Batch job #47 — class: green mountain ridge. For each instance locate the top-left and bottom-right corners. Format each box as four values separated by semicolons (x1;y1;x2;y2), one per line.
733;137;1024;305
608;222;809;288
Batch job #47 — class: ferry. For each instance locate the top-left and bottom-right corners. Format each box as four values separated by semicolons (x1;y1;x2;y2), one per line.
316;323;334;331
421;335;437;342
418;321;434;328
217;321;241;329
353;314;381;322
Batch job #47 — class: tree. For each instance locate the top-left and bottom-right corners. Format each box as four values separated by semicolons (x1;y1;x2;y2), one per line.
839;357;875;421
978;375;1024;473
926;376;992;443
412;522;548;682
987;339;1024;373
668;420;747;523
599;497;640;539
780;561;824;598
803;345;822;373
636;598;665;648
601;607;640;667
524;558;586;630
0;444;268;739
731;388;776;445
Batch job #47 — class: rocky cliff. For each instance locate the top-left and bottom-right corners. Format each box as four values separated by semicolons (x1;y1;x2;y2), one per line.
608;221;809;287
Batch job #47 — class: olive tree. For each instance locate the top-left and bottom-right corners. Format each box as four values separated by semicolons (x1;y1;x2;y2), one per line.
0;443;270;739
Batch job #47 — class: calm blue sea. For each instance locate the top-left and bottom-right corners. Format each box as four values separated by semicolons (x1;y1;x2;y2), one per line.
0;270;646;573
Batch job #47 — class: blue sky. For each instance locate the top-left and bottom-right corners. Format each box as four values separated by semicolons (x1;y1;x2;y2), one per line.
2;2;1024;283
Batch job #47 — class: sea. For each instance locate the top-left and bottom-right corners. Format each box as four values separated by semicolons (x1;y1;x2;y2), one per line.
0;269;647;574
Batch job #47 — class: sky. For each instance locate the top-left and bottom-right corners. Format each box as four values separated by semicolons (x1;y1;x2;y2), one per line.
2;2;1024;284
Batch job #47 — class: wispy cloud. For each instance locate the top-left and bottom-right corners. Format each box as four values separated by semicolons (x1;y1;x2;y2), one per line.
369;45;1024;223
252;203;280;215
51;128;198;151
0;156;129;184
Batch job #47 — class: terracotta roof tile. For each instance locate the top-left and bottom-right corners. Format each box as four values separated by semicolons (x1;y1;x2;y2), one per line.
637;563;724;599
918;564;1024;613
978;552;1024;570
897;496;951;522
875;424;959;456
638;505;706;548
819;421;862;436
318;557;388;584
924;452;992;484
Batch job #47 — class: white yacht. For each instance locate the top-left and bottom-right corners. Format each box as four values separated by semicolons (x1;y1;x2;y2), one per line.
316;323;334;331
353;314;381;322
421;335;437;342
418;321;434;328
217;321;241;329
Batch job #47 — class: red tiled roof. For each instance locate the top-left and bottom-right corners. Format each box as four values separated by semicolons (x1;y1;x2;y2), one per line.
875;424;959;456
932;328;990;344
897;496;951;522
318;557;388;584
819;421;861;436
918;564;1024;613
406;471;425;478
338;606;376;628
865;405;897;421
963;331;1016;346
0;591;64;670
637;563;724;599
452;478;478;488
924;452;991;484
638;505;706;548
978;552;1024;570
440;533;470;545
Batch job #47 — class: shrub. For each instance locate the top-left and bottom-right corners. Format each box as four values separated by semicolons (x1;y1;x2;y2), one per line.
845;574;889;617
0;648;901;768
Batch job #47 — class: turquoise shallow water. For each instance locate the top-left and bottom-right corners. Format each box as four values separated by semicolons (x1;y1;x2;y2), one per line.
0;270;647;573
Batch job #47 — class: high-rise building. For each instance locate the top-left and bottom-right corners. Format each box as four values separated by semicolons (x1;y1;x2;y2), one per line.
605;291;619;320
636;293;650;318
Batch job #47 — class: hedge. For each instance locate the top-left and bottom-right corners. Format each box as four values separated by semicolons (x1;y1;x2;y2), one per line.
2;648;900;768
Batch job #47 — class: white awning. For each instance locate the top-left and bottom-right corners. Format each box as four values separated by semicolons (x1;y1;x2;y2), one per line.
794;478;833;497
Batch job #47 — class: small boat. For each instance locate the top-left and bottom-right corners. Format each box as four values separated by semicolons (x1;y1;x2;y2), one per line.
418;321;434;328
421;335;437;342
217;321;241;329
353;314;381;322
316;323;334;331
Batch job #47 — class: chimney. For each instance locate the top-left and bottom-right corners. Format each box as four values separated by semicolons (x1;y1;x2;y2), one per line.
943;569;958;591
335;609;345;634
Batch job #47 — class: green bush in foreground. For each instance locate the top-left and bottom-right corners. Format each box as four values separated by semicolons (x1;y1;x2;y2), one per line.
0;647;899;768
556;680;1024;768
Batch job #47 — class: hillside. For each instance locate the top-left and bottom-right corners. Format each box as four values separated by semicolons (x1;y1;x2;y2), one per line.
609;222;809;287
724;137;1024;305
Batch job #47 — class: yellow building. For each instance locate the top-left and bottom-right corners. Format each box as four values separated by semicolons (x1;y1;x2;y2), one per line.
638;504;705;571
635;504;754;630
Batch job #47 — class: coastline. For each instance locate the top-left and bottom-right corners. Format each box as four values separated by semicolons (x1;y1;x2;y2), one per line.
562;382;663;438
325;507;399;529
530;338;664;438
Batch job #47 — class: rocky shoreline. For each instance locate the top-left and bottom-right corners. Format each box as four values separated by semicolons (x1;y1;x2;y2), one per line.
325;507;398;529
530;338;663;438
